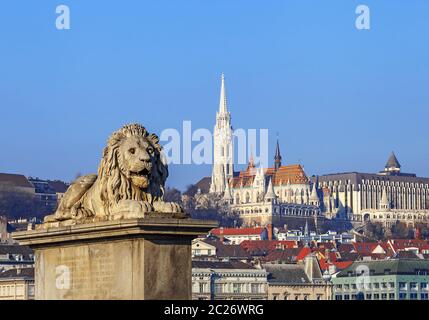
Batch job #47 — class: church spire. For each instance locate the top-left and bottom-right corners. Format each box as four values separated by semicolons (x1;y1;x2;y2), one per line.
380;187;390;210
219;73;228;114
274;138;282;171
265;177;277;201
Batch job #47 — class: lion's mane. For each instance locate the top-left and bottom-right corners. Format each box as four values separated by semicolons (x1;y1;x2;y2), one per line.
97;124;168;211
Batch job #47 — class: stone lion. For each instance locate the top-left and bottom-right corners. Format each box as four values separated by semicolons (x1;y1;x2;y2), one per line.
44;124;186;225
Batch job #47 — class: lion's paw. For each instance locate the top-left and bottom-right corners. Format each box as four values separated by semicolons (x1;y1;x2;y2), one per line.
111;200;154;218
153;201;184;214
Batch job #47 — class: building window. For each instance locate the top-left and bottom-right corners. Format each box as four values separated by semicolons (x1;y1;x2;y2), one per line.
399;293;407;300
373;294;380;300
381;293;387;300
421;283;428;290
399;282;407;290
251;284;259;294
343;295;350;300
410;282;418;290
233;283;241;294
214;284;223;294
421;293;429;300
366;294;372;300
199;283;205;293
410;293;418;300
335;295;342;300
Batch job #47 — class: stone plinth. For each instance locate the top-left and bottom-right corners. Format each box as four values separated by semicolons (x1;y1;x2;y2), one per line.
13;217;217;300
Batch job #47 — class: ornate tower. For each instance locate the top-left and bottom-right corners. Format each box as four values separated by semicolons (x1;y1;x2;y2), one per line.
210;74;234;194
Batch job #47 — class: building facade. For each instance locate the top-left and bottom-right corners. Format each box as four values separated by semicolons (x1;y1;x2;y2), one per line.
192;261;268;300
0;268;34;300
332;259;429;300
264;255;332;300
227;156;322;227
316;153;429;227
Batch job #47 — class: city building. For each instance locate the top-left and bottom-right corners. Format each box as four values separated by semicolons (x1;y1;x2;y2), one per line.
228;159;322;227
192;260;268;300
192;238;250;262
210;226;272;244
332;259;429;300
0;268;34;300
264;254;332;300
316;152;429;227
275;228;354;243
0;245;34;271
27;177;69;213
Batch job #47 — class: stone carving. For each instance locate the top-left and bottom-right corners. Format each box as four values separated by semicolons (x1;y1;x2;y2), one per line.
44;124;186;226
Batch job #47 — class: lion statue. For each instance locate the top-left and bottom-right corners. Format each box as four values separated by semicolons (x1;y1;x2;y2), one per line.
44;123;186;226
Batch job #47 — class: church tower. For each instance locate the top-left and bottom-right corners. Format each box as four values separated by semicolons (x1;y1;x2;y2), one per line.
210;74;234;194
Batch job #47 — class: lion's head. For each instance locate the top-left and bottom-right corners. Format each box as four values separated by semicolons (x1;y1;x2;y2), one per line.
98;124;168;206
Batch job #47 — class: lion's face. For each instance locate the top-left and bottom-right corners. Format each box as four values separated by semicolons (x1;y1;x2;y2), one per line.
118;135;157;189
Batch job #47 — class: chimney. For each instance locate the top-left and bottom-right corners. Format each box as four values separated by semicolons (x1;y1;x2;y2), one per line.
267;224;273;241
219;227;224;242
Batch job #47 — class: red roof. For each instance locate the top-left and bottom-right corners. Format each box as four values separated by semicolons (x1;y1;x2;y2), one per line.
353;242;382;255
296;247;311;261
231;164;308;188
319;259;353;271
240;240;298;253
211;227;265;236
388;239;429;253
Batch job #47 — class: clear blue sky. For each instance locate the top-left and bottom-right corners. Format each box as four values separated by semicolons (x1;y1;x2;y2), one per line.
0;1;428;190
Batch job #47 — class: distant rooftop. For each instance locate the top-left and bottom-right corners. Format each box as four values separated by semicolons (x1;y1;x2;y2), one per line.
0;173;34;189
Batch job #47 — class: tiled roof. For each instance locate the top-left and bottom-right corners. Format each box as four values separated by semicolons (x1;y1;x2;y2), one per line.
263;248;301;263
296;247;311;261
231;164;308;188
389;239;429;252
203;240;250;259
319;260;353;271
265;264;311;285
240;240;298;255
0;268;34;279
211;227;265;236
192;260;255;270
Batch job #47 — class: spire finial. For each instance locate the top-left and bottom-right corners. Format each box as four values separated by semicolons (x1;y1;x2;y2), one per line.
219;73;228;114
274;136;282;171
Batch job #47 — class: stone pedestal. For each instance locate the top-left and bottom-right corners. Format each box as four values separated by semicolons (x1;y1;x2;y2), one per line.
13;217;217;300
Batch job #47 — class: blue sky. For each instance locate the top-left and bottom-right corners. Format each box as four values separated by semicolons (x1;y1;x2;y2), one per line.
0;1;428;190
